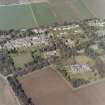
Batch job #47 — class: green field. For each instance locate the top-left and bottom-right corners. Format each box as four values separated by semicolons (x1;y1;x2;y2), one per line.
0;0;101;30
0;3;57;30
72;0;93;18
11;52;33;69
0;4;36;29
31;3;57;25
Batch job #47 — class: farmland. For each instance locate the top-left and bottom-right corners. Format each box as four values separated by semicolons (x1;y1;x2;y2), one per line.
81;0;105;18
48;0;94;21
18;67;105;105
48;0;105;20
0;0;105;29
0;76;19;105
0;4;36;29
0;2;57;30
31;3;57;25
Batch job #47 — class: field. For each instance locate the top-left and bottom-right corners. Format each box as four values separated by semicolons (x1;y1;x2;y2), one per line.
80;0;105;18
48;0;105;21
0;4;36;29
0;2;56;29
18;67;105;105
0;0;105;29
0;76;19;105
0;0;105;30
48;0;94;21
10;52;33;68
31;3;57;25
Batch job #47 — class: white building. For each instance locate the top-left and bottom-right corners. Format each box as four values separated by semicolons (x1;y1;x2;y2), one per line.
69;64;91;74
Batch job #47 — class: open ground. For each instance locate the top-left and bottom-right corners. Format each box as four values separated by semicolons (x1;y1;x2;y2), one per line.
18;66;105;105
0;76;19;105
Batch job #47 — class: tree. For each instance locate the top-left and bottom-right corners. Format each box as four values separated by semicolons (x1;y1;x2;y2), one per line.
31;49;43;63
28;98;32;104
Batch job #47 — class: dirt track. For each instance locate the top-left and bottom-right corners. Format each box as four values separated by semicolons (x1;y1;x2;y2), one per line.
0;0;19;5
18;67;105;105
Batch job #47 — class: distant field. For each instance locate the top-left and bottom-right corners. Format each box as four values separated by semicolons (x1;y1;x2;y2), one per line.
0;0;105;29
0;4;36;29
81;0;105;18
0;0;48;5
0;2;57;29
48;0;94;22
18;67;105;105
31;3;57;25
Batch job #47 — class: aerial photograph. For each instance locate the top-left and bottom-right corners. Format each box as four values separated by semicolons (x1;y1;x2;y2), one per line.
1;0;105;105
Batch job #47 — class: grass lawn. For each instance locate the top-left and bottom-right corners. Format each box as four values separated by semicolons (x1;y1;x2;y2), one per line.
10;52;33;69
31;3;57;25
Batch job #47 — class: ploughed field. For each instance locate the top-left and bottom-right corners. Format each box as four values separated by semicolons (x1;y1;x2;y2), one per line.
0;76;19;105
18;67;105;105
